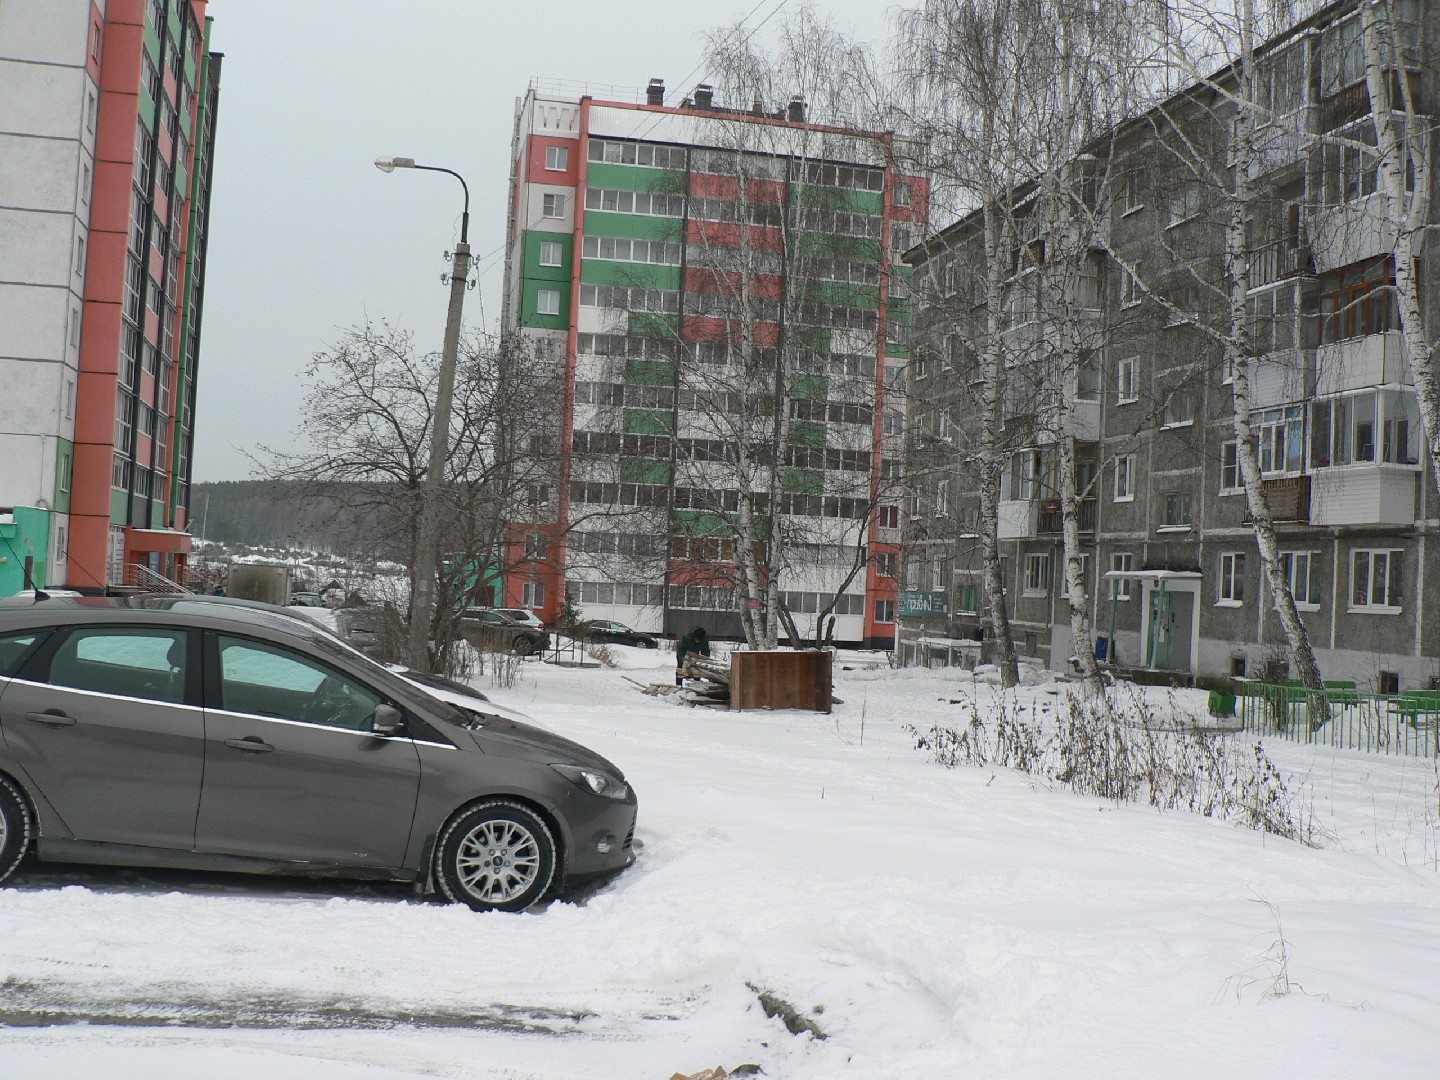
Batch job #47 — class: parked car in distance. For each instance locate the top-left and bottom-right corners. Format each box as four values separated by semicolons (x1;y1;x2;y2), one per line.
0;596;636;911
287;592;327;608
582;620;659;649
459;609;551;656
496;607;545;630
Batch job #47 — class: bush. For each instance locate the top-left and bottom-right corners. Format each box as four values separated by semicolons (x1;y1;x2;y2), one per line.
907;684;1323;846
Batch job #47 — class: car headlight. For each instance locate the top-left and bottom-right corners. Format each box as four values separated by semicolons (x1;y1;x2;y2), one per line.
550;763;630;800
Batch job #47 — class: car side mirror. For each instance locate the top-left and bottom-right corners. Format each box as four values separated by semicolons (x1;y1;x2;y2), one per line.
372;704;405;737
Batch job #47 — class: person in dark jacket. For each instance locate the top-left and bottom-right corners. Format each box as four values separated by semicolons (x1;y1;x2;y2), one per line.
675;626;710;685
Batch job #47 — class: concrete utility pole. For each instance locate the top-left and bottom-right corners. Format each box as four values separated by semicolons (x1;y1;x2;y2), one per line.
374;156;471;671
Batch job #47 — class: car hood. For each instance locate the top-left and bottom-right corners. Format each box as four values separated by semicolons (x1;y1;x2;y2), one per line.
472;714;624;778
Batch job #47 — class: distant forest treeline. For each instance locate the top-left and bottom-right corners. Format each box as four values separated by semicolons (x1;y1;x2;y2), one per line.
191;481;405;559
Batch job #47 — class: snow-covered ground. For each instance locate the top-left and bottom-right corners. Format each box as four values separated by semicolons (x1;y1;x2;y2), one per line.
2;650;1437;1079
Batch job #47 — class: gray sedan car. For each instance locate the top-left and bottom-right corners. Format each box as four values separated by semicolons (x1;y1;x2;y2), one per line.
0;597;636;911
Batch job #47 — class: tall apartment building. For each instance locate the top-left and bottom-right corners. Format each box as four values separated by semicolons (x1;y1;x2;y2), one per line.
0;0;220;596
903;0;1440;689
502;82;924;646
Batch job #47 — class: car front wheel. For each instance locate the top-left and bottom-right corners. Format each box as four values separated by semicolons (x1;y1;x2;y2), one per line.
0;775;33;886
435;801;557;912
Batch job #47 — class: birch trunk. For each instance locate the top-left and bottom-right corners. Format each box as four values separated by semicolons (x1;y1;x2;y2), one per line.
1230;0;1326;692
1359;3;1440;499
979;199;1021;686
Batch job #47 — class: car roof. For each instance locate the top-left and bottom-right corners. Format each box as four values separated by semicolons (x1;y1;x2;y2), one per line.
0;594;328;643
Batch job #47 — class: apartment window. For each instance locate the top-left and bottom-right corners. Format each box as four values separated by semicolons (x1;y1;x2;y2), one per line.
80;163;91;205
1351;549;1402;612
58;451;72;493
1023;553;1051;596
1116;170;1143;215
69;307;81;348
65;380;75;419
525;534;549;560
1115;357;1137;404
874;599;895;624
1108;552;1133;600
1220;441;1242;493
535;289;560;316
544;145;570;171
935;478;950;517
1078;351;1101;402
875;552;897;578
1160;491;1193;529
1161;389;1193;428
931;559;946;592
1166;181;1201;226
955;576;979;614
1009;449;1041;501
1255;404;1305;476
522;581;546;609
75;235;86;277
538;241;562;267
1281;551;1322;608
1319;258;1397;343
1218;552;1245;605
541;193;566;218
877;505;899;529
1310;389;1420;468
1119;266;1139;307
893;180;912;208
1114;454;1135;502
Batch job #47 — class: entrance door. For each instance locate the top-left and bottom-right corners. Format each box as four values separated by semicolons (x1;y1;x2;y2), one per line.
1167;591;1195;672
1147;589;1172;668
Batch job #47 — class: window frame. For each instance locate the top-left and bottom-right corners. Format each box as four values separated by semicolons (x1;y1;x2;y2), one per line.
537;240;563;267
1116;357;1137;404
544;145;570;172
535;288;561;317
1217;552;1246;606
1113;453;1136;502
1349;548;1403;614
1022;552;1052;597
1108;552;1133;600
541;192;566;219
1281;550;1322;610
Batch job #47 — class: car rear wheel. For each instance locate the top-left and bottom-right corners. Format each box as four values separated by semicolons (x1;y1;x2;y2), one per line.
0;775;33;886
640;639;656;649
435;801;557;912
512;634;537;656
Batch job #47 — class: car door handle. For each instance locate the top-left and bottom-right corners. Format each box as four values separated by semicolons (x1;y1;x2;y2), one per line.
26;710;76;727
224;737;275;754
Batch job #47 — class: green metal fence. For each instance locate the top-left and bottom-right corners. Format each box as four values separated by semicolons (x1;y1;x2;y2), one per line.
1236;680;1440;756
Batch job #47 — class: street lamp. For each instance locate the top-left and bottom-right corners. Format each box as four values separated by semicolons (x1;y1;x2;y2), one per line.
375;154;471;671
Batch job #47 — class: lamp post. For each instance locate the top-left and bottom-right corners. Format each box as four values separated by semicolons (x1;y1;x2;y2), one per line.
375;155;471;671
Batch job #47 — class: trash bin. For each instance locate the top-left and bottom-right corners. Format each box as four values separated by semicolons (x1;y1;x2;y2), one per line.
1094;635;1110;662
1208;688;1236;717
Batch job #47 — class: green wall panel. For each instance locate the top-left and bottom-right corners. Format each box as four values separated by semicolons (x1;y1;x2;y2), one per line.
626;358;676;386
885;341;910;359
788;372;828;399
788;420;826;447
620;458;673;485
523;232;572;282
0;507;50;595
782;468;824;494
580;261;680;290
582;212;682;242
519;279;571;330
792;184;884;215
586;162;685;193
795;234;881;261
801;281;880;308
674;509;726;536
628;312;679;338
623;408;674;435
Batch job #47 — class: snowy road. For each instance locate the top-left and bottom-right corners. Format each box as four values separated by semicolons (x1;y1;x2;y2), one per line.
1;651;1437;1078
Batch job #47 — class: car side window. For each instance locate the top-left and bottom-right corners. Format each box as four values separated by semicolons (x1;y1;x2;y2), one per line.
48;628;187;705
217;636;383;732
0;631;42;676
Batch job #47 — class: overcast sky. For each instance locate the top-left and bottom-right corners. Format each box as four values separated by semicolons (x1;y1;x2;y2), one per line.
192;1;898;482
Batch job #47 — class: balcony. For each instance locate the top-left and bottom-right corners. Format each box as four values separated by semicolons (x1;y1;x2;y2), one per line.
1242;476;1310;525
997;499;1038;540
1310;466;1416;527
1246;108;1314;180
1315;332;1409;396
1038;497;1097;535
1250;236;1313;287
1306;193;1397;273
1249;349;1314;409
